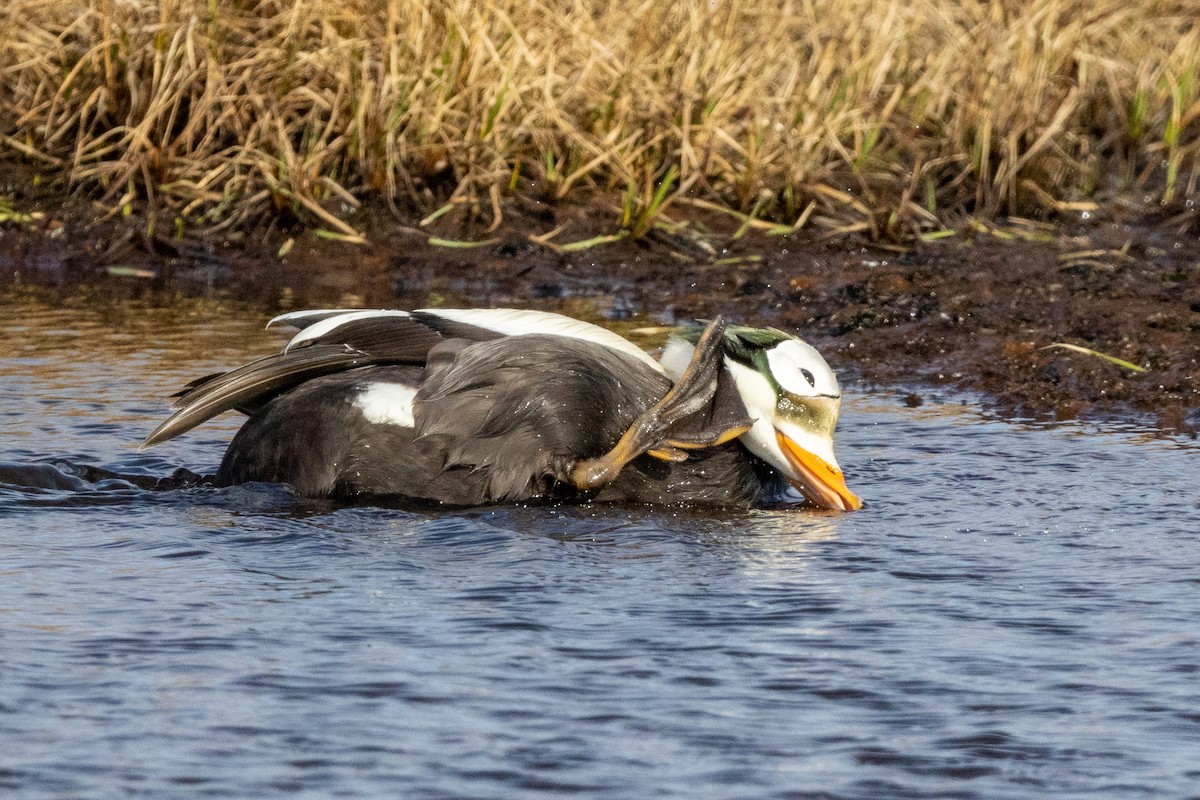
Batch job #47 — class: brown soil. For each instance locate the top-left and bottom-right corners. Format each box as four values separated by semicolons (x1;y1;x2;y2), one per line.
2;180;1198;435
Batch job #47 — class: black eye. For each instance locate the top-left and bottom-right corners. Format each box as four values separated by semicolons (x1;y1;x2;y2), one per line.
800;368;816;387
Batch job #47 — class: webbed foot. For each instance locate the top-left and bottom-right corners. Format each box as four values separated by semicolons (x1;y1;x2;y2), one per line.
568;316;753;490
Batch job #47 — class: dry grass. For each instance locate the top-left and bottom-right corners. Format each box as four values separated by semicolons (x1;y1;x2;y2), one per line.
1;0;1197;242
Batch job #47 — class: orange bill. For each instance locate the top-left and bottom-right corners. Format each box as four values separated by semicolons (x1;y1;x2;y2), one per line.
775;430;863;511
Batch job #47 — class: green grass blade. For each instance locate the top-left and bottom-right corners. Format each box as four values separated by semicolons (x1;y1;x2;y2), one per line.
559;231;628;252
1042;343;1147;373
427;236;499;249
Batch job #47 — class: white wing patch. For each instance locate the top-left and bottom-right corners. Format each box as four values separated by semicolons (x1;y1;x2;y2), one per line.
767;339;839;397
418;307;666;374
283;310;413;352
354;382;418;427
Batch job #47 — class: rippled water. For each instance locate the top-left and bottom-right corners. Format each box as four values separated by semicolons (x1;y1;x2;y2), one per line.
2;300;1198;799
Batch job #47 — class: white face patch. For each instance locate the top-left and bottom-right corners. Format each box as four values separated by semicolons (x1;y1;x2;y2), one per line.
723;357;789;469
354;382;418;427
766;339;840;398
725;356;848;503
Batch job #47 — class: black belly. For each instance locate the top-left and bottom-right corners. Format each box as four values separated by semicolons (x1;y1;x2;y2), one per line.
216;336;778;507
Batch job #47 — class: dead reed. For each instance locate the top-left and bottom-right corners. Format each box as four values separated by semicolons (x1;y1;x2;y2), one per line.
1;0;1197;241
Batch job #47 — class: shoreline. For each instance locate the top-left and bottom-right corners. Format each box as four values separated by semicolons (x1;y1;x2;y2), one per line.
3;192;1197;437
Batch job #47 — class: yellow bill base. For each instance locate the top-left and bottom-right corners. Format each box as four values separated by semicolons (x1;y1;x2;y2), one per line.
775;431;863;512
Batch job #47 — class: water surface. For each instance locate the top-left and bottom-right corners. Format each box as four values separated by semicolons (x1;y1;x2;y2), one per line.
2;301;1198;799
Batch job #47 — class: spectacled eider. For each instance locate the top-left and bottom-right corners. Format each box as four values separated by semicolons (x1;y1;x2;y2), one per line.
142;308;861;510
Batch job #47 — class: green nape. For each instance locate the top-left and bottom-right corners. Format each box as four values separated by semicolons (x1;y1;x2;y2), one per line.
673;321;795;364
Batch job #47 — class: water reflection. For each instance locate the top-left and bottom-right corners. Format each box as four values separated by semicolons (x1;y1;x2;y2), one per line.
2;298;1200;799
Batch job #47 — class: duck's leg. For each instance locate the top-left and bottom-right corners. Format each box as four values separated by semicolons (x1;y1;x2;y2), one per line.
567;317;752;490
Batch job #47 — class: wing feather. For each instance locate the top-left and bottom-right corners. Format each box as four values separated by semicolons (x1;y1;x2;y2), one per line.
266;308;363;331
146;307;663;450
284;312;445;359
284;310;417;351
142;345;384;448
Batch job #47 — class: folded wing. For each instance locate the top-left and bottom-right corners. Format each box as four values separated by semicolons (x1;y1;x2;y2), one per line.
142;308;663;449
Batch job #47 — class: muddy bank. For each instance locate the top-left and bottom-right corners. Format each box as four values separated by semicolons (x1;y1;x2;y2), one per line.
1;194;1197;434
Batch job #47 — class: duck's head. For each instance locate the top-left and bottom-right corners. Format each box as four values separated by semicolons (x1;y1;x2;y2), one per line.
662;324;862;511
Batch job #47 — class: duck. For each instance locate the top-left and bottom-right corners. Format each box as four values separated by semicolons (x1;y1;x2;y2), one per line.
142;308;861;510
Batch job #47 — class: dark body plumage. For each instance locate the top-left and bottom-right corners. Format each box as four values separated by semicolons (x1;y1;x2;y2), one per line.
210;333;781;507
143;308;793;507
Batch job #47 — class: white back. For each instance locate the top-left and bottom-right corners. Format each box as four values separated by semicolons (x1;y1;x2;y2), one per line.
418;308;666;374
